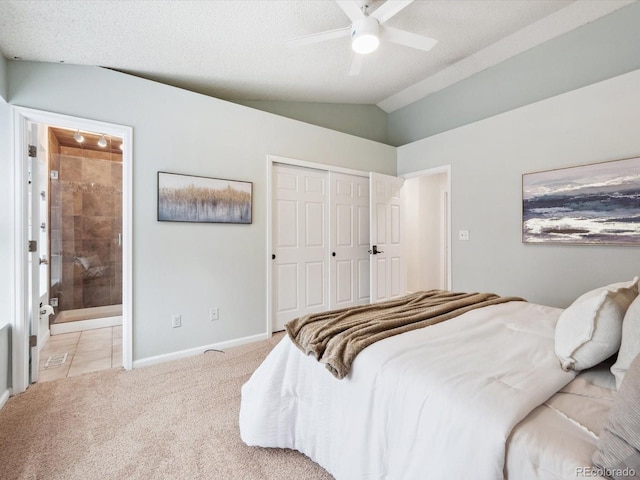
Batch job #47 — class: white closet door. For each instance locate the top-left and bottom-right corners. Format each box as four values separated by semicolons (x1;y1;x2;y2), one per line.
273;164;328;331
370;172;405;303
329;172;370;309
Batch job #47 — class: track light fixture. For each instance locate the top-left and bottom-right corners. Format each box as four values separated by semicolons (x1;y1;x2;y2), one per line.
73;130;84;143
97;134;108;148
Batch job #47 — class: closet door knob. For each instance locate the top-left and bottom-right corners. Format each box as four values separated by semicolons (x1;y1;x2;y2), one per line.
368;245;383;255
332;252;336;257
272;254;276;260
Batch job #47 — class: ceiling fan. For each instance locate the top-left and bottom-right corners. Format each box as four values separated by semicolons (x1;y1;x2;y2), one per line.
287;0;438;76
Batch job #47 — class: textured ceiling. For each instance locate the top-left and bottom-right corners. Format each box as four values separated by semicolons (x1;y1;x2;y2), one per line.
0;0;633;112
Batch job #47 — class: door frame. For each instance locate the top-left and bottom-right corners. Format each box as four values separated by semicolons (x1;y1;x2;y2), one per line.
265;155;369;334
400;165;452;291
11;106;134;394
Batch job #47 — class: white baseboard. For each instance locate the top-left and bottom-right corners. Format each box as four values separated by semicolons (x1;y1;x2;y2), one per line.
0;389;10;412
133;332;270;369
38;328;50;352
50;315;122;335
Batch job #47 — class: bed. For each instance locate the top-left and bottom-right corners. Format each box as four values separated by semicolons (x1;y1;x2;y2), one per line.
240;284;639;480
506;364;615;479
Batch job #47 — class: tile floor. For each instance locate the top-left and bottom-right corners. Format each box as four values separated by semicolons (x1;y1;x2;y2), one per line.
38;326;122;383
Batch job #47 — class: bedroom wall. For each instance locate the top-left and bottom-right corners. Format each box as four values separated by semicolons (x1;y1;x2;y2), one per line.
0;55;12;398
388;1;640;146
6;61;396;362
236;101;388;145
398;68;640;308
0;324;9;404
0;54;7;101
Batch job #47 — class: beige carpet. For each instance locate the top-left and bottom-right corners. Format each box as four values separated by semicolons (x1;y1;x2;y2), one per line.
0;333;334;480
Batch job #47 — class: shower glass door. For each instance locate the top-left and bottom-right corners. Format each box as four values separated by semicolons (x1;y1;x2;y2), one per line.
49;150;123;320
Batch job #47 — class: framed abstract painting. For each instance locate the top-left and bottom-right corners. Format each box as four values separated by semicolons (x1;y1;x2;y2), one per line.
522;157;640;245
158;171;252;224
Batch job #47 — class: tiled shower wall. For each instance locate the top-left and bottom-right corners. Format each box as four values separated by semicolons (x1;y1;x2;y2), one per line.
50;144;122;312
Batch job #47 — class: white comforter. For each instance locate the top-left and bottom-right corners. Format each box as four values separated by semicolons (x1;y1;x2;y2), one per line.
240;301;576;480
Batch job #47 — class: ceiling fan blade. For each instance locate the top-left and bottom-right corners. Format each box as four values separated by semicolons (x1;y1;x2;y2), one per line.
287;27;351;48
336;0;365;23
382;26;438;52
370;0;414;24
348;53;363;76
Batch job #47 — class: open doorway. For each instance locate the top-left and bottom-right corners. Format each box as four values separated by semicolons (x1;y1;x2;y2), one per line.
12;107;133;394
39;126;124;381
402;166;451;292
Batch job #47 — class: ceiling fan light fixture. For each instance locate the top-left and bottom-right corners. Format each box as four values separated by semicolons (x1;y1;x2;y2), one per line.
97;134;108;148
351;17;380;55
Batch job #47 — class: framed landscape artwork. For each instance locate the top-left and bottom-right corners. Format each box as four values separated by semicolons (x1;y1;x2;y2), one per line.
158;171;252;224
522;157;640;245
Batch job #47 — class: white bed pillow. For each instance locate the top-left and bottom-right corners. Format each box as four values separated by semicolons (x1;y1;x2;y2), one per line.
555;277;639;371
611;296;640;389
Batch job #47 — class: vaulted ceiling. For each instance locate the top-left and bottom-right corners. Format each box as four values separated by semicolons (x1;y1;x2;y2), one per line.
0;1;633;112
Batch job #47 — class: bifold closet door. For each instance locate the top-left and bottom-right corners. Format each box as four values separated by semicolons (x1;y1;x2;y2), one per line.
329;172;370;309
272;164;328;332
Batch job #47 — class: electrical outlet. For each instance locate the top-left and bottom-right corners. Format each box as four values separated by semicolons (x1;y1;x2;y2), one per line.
210;307;219;321
171;314;182;328
458;230;470;241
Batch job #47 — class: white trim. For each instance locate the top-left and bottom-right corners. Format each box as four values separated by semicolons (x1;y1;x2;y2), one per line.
401;164;450;179
400;165;452;291
265;154;371;333
132;333;269;369
50;316;122;335
0;389;10;412
121;119;133;371
268;154;369;178
266;159;274;336
12;108;28;394
11;106;134;395
38;327;50;353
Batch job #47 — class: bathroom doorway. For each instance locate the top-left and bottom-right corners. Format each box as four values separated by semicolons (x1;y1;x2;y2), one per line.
12;107;132;394
40;125;124;380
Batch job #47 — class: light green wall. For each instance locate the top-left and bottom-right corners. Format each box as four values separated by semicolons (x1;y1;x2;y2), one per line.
0;54;7;101
237;100;388;144
388;1;640;146
0;325;8;396
0;77;11;393
6;61;396;361
392;1;640;308
398;68;640;308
